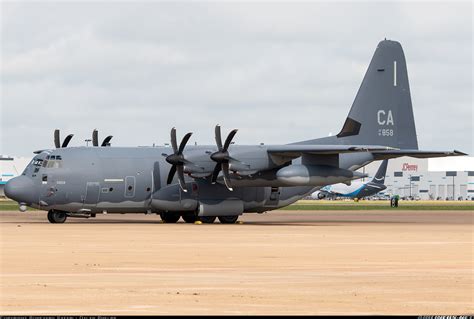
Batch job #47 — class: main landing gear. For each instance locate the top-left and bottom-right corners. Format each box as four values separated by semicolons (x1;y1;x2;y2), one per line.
47;210;67;224
159;212;181;223
217;215;239;224
159;212;238;224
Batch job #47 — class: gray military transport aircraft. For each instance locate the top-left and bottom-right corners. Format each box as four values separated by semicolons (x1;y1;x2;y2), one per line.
5;39;466;224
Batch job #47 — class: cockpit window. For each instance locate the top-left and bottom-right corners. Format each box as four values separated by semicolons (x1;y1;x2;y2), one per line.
33;159;43;166
42;155;63;169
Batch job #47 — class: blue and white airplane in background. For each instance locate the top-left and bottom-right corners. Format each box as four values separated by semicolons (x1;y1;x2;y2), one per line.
311;160;388;200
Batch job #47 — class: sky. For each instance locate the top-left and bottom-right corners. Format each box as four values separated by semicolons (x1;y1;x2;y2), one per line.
1;1;472;157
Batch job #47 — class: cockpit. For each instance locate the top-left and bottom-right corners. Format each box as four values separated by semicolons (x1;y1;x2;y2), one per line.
22;154;64;178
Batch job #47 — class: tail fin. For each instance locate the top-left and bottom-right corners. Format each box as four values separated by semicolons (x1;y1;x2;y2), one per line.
305;39;418;150
371;159;388;184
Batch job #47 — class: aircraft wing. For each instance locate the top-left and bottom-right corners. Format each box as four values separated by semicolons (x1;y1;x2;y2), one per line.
267;145;395;159
371;149;467;160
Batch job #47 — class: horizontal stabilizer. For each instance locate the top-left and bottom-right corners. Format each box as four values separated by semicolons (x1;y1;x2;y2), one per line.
372;149;467;160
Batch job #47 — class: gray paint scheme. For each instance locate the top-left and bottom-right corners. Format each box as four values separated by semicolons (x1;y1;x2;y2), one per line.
4;40;465;223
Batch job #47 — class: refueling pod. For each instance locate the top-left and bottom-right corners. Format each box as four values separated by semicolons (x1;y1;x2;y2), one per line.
276;164;366;186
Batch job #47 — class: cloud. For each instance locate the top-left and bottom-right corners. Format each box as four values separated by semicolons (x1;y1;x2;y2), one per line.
1;1;472;156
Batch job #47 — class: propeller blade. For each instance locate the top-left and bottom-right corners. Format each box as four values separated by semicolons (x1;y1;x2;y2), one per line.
167;165;177;184
211;163;221;184
92;129;99;147
223;129;238;151
54;129;60;148
61;134;74;148
178;132;193;154
215;125;223;151
101;135;113;147
176;165;187;192
170;127;178;153
222;162;233;191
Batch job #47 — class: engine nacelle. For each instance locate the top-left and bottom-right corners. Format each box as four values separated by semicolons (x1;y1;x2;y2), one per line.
276;164;365;186
151;184;198;212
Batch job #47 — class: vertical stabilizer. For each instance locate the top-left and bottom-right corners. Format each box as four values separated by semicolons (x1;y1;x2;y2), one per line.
371;159;388;184
301;40;419;150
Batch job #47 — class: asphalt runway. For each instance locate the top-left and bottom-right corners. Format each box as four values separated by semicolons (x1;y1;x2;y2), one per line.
1;210;472;315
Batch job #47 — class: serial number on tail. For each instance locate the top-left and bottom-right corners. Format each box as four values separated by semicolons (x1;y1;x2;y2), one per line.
378;128;394;136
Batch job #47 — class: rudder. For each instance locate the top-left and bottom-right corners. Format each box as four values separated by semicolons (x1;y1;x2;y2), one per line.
371;159;388;184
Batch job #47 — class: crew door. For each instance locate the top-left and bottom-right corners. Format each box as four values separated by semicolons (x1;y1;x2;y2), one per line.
124;176;136;198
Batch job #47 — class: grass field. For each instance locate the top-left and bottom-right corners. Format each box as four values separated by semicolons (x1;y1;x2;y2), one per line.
281;199;474;211
1;198;473;212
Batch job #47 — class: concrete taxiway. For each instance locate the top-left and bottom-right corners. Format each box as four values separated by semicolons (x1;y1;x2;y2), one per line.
1;210;472;315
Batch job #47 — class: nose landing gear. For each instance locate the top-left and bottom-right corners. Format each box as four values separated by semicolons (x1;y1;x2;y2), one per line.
47;210;67;223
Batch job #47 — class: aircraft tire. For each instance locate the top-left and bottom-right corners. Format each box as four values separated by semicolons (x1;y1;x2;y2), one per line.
160;212;180;223
218;215;238;224
199;216;216;224
181;212;197;223
48;210;67;224
47;210;55;223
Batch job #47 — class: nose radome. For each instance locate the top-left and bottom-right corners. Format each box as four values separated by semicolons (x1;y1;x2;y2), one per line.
4;176;35;204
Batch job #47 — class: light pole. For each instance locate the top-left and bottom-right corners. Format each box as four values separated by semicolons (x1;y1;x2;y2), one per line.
446;171;457;200
409;174;412;198
452;175;455;200
85;139;92;147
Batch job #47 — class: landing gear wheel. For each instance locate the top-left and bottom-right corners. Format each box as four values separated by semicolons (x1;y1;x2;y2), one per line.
199;216;217;224
181;212;197;223
47;210;67;224
47;211;54;223
218;215;238;224
160;212;180;223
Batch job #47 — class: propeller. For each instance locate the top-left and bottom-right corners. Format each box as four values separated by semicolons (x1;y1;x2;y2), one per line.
210;125;238;191
92;129;99;147
92;129;113;147
165;127;193;192
54;129;74;148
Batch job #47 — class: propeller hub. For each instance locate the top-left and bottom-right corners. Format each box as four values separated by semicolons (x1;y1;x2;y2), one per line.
210;151;228;163
166;153;184;165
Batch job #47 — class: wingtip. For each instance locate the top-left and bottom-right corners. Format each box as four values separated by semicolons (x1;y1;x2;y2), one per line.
454;150;468;156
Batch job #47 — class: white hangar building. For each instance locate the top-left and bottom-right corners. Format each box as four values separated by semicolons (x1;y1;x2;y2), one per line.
360;156;474;200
